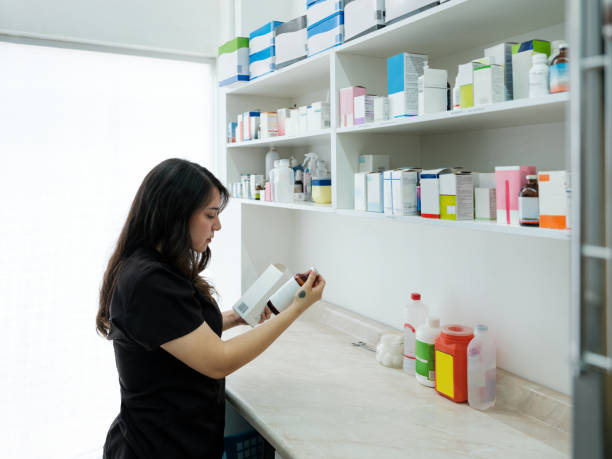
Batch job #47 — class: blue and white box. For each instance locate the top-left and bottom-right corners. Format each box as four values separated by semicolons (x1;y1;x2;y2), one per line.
386;0;440;25
249;21;283;80
218;37;250;87
345;0;385;42
366;172;384;212
275;16;308;69
387;52;428;117
307;0;344;29
307;11;344;56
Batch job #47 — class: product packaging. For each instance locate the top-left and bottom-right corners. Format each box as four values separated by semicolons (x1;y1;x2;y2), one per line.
420;168;450;218
495;165;537;225
354;172;368;211
366;172;384;212
307;102;331;130
512;39;551;99
359;154;389;173
275;16;308;69
439;170;474;220
473;57;504;106
388;52;429;117
344;0;385;42
383;169;419;216
484;42;516;101
435;324;474;403
340;86;367;127
307;10;344;56
418;66;448;115
538;171;570;229
354;94;376;125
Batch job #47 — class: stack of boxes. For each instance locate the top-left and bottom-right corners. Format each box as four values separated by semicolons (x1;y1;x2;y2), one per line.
218;37;250;88
249;21;283;80
307;0;345;57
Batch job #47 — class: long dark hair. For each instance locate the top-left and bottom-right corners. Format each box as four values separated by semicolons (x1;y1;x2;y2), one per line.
96;158;230;337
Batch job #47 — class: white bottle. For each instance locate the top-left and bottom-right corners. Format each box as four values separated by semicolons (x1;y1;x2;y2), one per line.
273;159;294;203
468;324;496;410
415;316;442;387
403;293;428;375
529;53;549;98
265;146;279;183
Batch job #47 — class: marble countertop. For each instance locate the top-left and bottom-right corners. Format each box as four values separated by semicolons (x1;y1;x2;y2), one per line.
224;303;569;459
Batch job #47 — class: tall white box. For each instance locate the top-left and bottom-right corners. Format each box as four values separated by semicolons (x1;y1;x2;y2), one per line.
373;96;389;121
439;170;474;220
484;42;516;101
538;171;570;229
473;58;504;106
387;52;428;117
308;102;331;130
260;112;278;138
418;67;448;115
420;168;449;218
366;172;384;212
354;95;375;125
354;172;368;211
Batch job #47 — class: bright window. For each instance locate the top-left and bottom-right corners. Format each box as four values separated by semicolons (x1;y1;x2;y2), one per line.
0;41;215;458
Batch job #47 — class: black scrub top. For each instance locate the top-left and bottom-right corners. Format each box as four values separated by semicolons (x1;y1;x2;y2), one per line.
103;247;225;459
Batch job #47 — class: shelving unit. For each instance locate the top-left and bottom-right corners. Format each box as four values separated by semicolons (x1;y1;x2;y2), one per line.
227;129;331;148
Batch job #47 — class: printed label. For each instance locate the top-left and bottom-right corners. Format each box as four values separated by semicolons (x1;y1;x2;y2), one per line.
435;350;455;398
519;196;539;223
550;63;569;93
237;302;248;314
415;340;436;381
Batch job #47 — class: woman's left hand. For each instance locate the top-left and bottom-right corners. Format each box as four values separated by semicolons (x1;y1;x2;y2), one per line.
223;307;273;330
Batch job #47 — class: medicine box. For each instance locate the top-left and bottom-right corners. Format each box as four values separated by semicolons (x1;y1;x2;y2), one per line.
340;86;366;127
512;39;551;99
354;172;368;211
359;154;390;173
485;42;516;101
439;170;474;220
344;0;385;42
307;11;344;57
354;95;376;125
227;122;237;143
237;113;244;142
260;112;278;138
386;0;440;24
373;96;389;121
308;102;331;130
538;171;570;229
249;21;283;55
473;57;504;106
242;111;261;141
473;172;496;220
286;109;299;136
307;0;344;29
457;62;477;109
495;166;536;225
233;264;289;327
420;168;449;218
418;67;448;115
383;169;419;216
298;106;309;134
275;16;308;69
277;108;290;136
218;37;250;87
249;47;276;80
366;172;384;212
388;52;428;117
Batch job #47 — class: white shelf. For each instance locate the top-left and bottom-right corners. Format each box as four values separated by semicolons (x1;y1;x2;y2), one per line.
338;0;565;59
238;198;334;213
336;209;571;240
224;51;331;98
337;93;568;136
227;129;331;148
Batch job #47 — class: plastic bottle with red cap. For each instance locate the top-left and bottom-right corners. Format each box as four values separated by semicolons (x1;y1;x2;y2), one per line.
403;292;428;375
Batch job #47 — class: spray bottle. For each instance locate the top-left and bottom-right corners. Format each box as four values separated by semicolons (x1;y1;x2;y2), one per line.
302;152;319;201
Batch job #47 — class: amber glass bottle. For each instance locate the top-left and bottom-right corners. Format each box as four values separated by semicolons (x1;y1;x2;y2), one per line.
519;175;539;226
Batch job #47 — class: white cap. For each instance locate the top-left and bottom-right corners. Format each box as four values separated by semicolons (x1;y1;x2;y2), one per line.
427;316;440;328
279;158;290;166
533;53;547;64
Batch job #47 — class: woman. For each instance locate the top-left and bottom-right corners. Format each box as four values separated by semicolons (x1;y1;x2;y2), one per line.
96;158;325;458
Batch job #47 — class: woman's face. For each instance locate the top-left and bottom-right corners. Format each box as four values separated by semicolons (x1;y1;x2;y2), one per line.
189;187;222;253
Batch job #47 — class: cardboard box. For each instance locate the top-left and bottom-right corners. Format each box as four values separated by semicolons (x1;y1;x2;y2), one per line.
227;122;237;143
495;165;536;225
308;101;331;130
275;16;308;69
307;11;344;56
237;113;244;142
420;168;449;218
373;96;389;121
340;86;367;127
484;42;517;101
418;67;448;115
260;112;278;138
354;172;368;211
473;57;504;106
439;170;474;220
359;154;390;173
298;105;309;133
512;40;551;99
388;52;428;117
249;21;283;55
475;188;496;220
383;169;419;216
354;95;375;125
538;171;570;229
286;109;299;136
277;108;290;136
345;0;385;42
232;264;289;327
366;172;384;212
307;0;344;29
457;62;477;109
386;0;440;24
249;46;276;80
218;37;250;87
242;111;261;141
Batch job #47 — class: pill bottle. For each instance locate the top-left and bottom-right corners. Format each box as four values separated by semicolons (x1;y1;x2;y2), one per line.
415;316;442;387
519;175;539;226
435;325;474;403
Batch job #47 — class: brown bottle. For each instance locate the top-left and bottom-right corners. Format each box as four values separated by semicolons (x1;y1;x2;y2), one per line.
550;44;569;93
519;175;539;226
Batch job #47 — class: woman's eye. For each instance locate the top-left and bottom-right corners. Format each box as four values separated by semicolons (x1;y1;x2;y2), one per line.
207;214;215;219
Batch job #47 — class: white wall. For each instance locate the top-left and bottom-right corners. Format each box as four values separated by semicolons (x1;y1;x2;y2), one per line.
0;0;222;56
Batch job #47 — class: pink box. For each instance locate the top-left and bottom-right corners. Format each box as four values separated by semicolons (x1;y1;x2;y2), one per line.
277;108;289;137
340;86;366;128
495;166;536;225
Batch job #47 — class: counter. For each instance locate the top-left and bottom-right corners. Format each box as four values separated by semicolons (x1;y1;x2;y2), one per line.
224;302;570;458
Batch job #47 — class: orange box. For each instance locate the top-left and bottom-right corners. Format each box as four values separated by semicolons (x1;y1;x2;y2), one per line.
538;171;570;230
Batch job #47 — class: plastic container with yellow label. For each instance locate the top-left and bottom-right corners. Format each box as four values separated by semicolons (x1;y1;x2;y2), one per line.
434;324;474;403
312;178;331;204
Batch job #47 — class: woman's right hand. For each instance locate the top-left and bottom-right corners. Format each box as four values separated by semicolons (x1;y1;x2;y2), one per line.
293;270;326;313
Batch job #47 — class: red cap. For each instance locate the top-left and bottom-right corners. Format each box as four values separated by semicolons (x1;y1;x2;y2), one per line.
411;293;421;301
